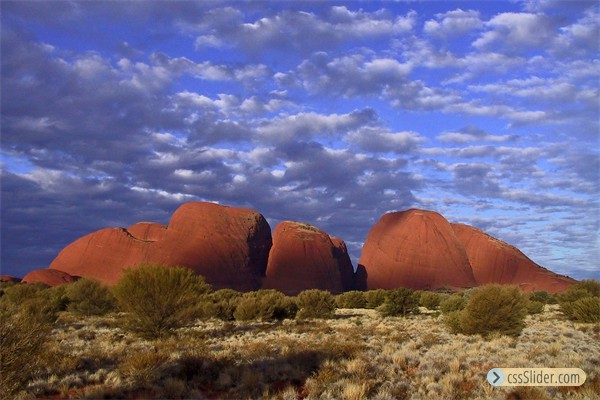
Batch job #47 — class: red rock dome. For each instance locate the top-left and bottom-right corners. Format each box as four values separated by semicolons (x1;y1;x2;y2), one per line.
359;209;477;291
49;202;272;290
22;269;77;286
451;223;576;293
0;275;22;283
262;221;354;295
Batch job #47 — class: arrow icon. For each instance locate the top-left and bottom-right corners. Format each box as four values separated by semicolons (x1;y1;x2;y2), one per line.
492;371;501;384
487;368;505;386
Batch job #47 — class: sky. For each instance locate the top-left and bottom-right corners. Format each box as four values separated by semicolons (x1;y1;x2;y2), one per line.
1;0;598;280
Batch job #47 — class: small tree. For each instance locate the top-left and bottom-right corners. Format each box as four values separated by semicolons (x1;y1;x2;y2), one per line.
233;290;297;321
447;285;527;337
379;288;419;317
440;294;466;314
113;264;211;338
296;289;336;319
558;280;600;322
67;278;116;316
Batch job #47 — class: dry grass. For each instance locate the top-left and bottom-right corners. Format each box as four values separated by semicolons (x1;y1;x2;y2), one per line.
12;305;600;399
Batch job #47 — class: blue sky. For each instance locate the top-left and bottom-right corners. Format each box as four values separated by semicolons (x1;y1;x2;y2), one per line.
1;0;598;280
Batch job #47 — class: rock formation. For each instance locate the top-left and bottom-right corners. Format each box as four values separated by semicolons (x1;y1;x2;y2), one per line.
0;275;21;283
359;209;477;291
22;268;77;286
262;221;355;295
49;202;272;290
451;223;576;293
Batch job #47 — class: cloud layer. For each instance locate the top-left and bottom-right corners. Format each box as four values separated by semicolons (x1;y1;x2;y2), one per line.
1;1;598;280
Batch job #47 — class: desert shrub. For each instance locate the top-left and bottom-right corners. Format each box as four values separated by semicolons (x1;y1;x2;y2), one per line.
526;300;545;315
529;291;556;305
335;291;367;309
440;294;466;314
112;264;211;338
447;284;527;337
364;289;387;309
0;310;51;398
419;291;442;310
66;278;116;316
570;297;600;323
296;289;336;319
199;289;242;320
379;288;419;317
233;290;297;321
559;280;600;321
0;283;62;324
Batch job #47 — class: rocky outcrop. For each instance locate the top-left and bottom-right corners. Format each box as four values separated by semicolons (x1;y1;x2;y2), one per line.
451;223;576;293
0;275;21;283
262;221;354;295
22;268;77;286
49;202;272;290
359;209;477;291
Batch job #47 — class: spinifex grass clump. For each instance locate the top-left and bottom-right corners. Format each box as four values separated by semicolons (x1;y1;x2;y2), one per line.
444;284;527;337
558;280;600;323
113;264;211;338
296;289;336;319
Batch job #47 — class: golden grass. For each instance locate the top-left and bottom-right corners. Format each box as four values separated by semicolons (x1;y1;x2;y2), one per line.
13;305;600;399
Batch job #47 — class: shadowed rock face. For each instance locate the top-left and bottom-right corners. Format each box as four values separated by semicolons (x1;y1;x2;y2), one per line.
451;223;576;293
0;275;22;283
22;269;77;286
262;221;354;295
359;209;477;291
49;202;272;290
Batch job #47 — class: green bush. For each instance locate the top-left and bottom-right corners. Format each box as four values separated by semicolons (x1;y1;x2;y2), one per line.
526;300;545;315
446;285;527;337
419;291;442;310
570;297;600;323
296;289;336;319
529;291;556;305
233;290;297;321
112;264;211;338
364;289;387;309
0;310;51;398
558;280;600;322
66;279;116;316
199;289;242;321
378;288;419;317
335;291;367;309
440;294;466;314
0;283;62;324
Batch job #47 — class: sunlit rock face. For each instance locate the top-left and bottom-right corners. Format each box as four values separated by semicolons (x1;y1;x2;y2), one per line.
22;268;77;286
451;223;576;293
49;202;272;291
359;209;478;291
262;221;354;295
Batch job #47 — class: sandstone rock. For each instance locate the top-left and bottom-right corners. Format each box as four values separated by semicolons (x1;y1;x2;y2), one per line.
49;202;272;290
127;222;168;241
22;268;77;286
354;265;368;291
451;223;576;293
359;209;477;291
262;221;353;295
0;275;21;283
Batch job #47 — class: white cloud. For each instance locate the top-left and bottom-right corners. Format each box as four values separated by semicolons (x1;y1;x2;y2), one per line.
424;9;482;36
473;12;555;52
347;127;425;153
